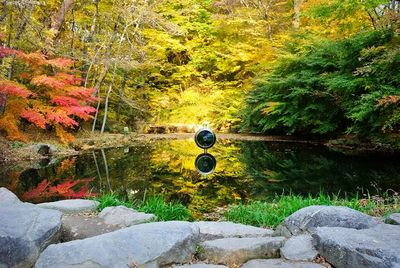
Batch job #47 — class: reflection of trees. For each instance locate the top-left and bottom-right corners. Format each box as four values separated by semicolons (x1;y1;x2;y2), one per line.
239;141;400;198
147;140;250;217
2;139;399;215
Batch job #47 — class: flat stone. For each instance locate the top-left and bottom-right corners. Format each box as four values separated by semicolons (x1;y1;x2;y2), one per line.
0;188;62;268
312;224;400;268
281;234;318;262
199;237;286;266
61;214;121;242
37;199;99;213
385;213;400;225
174;264;228;268
194;221;273;241
273;206;379;237
98;205;156;227
241;259;325;268
35;221;200;268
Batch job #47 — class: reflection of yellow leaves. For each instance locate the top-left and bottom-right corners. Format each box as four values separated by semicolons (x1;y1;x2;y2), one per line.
57;158;76;176
232;193;241;200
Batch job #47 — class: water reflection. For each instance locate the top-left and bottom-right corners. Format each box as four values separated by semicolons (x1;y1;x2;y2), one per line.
195;153;217;175
0;138;399;217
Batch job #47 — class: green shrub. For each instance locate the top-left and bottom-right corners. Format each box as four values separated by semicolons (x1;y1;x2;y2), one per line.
242;30;400;142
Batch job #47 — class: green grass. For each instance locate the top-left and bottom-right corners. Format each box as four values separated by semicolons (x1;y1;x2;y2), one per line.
225;192;400;228
94;194;192;221
95;193;135;211
138;195;192;221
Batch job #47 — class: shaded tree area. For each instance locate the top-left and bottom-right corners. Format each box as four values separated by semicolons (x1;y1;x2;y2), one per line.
0;0;399;144
242;0;400;146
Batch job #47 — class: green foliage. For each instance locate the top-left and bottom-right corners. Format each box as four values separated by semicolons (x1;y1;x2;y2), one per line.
243;30;400;141
226;192;400;227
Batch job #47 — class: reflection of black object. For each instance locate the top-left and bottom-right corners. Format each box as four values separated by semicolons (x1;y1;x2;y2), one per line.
195;153;217;175
195;128;216;149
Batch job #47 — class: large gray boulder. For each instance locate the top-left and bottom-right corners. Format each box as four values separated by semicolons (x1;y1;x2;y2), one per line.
37;199;99;214
35;221;200;268
241;259;325;268
311;224;400;268
274;206;379;237
194;221;273;241
0;188;62;268
198;237;286;266
98;206;156;227
281;234;318;262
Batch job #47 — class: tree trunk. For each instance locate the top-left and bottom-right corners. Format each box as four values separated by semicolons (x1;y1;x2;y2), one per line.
100;64;117;134
293;0;302;29
91;21;119;132
45;0;75;54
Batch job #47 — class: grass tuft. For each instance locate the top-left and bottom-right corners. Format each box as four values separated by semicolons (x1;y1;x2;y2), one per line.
95;193;135;211
225;192;400;228
94;194;192;221
138;195;192;221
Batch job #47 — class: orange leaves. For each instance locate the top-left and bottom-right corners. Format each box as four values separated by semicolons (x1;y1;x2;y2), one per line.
376;95;400;107
0;114;28;142
31;75;66;90
47;58;74;69
66;86;97;103
20;109;47;129
63;106;96;120
51;96;80;106
21;178;96;203
0;45;96;143
0;80;32;98
55;124;75;143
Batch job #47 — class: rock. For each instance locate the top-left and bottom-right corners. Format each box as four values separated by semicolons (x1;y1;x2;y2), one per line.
34;143;57;156
0;188;62;268
0;187;20;205
35;221;200;268
385;213;400;225
311;224;400;268
194;221;273;241
241;259;325;268
37;199;99;214
61;214;121;242
98;205;156;227
274;206;379;237
198;237;286;266
174;264;228;268
281;234;318;262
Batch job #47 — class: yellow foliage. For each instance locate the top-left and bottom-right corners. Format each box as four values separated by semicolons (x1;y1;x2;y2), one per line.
55;125;75;144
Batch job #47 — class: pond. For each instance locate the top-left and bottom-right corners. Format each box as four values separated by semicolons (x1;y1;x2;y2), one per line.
1;136;400;218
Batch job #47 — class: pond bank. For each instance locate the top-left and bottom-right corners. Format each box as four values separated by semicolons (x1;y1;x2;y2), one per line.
1;132;398;165
1;187;400;268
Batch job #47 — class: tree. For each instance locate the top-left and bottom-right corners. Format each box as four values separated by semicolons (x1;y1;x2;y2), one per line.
0;46;96;142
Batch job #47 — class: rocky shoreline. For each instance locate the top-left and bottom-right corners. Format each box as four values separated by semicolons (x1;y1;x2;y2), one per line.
1;187;400;268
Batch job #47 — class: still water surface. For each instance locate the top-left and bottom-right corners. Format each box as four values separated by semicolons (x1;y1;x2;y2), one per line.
1;137;399;217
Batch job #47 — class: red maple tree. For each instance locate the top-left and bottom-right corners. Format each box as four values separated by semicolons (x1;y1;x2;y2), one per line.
0;46;96;142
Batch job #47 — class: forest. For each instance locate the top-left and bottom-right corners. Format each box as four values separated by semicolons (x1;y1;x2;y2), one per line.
0;0;398;146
